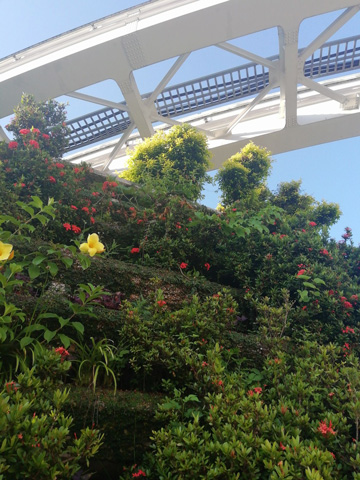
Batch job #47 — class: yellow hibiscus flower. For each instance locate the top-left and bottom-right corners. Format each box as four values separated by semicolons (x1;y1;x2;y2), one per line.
0;242;13;261
79;234;105;257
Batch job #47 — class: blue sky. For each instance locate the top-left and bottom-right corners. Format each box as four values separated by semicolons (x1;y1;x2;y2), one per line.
1;0;360;242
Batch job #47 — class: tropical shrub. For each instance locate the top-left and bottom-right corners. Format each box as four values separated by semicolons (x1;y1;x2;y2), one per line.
0;345;103;480
120;124;212;201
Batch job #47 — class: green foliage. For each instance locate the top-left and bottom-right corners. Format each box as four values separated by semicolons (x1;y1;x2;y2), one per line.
118;289;237;391
215;142;272;205
272;180;341;227
0;345;103;479
120;124;211;200
147;343;360;479
2;94;360;479
74;337;118;393
6;93;69;158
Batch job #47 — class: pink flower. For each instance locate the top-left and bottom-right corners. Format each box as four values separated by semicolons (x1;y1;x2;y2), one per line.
254;387;262;394
31;128;40;135
8;141;18;150
90;217;95;224
180;262;188;269
70;205;78;210
297;269;306;276
309;221;317;226
320;249;329;255
42;133;50;139
204;263;211;271
19;129;30;135
48;176;56;183
131;247;140;254
157;300;166;307
56;162;64;169
92;191;99;197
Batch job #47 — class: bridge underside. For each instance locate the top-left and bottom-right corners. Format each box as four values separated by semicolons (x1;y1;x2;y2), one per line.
0;0;359;171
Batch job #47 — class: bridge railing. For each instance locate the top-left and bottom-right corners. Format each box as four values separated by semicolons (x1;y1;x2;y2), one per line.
65;34;360;152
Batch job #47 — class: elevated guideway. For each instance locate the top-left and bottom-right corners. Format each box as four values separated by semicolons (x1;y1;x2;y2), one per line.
0;0;360;171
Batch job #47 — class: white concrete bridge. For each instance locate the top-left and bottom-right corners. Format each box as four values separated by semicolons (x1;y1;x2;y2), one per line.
0;0;359;172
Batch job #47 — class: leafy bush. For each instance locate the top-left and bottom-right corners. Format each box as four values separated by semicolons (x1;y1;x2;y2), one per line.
120;124;211;201
0;345;103;479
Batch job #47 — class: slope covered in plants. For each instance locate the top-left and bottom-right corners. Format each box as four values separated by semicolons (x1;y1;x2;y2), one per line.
1;94;360;480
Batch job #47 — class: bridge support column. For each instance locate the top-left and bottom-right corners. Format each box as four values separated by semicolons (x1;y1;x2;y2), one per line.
278;24;300;128
117;73;155;139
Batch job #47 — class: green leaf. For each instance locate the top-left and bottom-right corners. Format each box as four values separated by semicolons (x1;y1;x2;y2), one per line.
58;317;69;328
44;330;57;343
37;312;60;320
62;257;73;268
20;336;34;349
303;282;317;289
184;394;200;403
32;255;46;266
48;262;58;277
18;204;34;217
162;401;181;410
72;321;84;334
36;214;48;226
30;196;43;209
313;278;326;285
59;333;71;349
28;264;41;279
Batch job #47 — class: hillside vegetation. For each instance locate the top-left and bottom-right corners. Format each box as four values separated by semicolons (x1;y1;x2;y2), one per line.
1;94;360;480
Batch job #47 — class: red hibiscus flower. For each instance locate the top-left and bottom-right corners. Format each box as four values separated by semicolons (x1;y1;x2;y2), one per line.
180;262;188;269
63;223;71;231
204;263;211;271
131;247;140;254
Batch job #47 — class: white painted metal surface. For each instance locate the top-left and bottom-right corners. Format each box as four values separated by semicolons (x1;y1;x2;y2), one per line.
0;0;360;171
